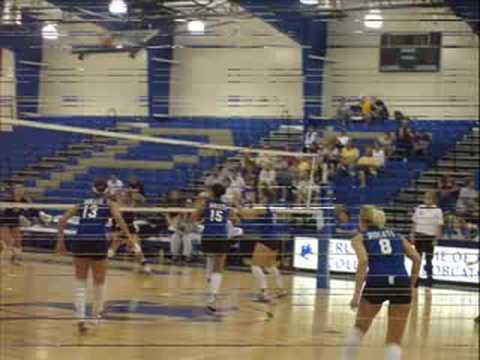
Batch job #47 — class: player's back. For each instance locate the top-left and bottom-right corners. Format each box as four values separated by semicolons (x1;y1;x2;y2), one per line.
362;227;408;284
203;199;229;236
77;198;111;236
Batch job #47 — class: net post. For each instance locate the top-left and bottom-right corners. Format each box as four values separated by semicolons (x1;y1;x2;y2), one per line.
317;185;334;290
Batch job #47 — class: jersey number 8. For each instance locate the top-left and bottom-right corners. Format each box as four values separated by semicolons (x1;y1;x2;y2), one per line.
379;238;393;255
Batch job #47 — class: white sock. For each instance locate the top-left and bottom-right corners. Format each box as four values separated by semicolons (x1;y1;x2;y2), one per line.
74;279;87;321
385;344;401;360
268;266;284;289
343;327;364;360
208;272;222;302
205;257;214;281
251;265;267;291
132;243;142;256
93;284;105;316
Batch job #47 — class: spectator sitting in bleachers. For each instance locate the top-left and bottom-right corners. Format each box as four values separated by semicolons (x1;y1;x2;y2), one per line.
336;130;351;149
303;126;319;153
373;98;389;122
357;146;382;188
226;169;246;202
444;214;479;241
412;130;432;158
336;99;352;128
361;97;374;124
293;171;310;204
339;141;360;177
372;142;386;168
456;177;479;218
393;110;406;122
437;175;460;213
107;174;124;196
258;163;277;200
378;132;396;157
276;156;295;203
396;120;415;160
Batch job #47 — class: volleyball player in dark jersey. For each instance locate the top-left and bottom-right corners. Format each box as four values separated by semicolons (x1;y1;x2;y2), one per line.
194;184;233;312
242;189;287;302
107;190;151;274
0;185;31;264
56;179;135;333
343;206;421;360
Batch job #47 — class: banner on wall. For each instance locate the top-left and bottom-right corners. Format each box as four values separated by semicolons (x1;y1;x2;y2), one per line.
293;237;480;285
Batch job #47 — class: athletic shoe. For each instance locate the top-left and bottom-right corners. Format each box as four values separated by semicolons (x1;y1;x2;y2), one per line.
141;261;152;274
275;289;289;299
77;321;88;334
256;291;272;303
10;255;21;266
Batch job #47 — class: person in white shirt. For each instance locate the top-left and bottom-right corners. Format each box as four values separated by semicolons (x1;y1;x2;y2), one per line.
303;126;318;153
372;142;386;168
336;130;351;149
107;174;124;196
411;191;444;290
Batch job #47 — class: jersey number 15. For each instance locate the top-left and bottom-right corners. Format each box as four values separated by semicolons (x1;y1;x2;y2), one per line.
209;209;224;223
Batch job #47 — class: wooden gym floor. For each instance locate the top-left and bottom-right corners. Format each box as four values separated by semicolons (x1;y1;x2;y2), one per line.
1;253;478;360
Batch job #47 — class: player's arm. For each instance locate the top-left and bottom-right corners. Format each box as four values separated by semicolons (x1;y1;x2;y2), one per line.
110;201;133;240
56;206;79;254
401;238;421;289
350;233;368;309
192;198;206;222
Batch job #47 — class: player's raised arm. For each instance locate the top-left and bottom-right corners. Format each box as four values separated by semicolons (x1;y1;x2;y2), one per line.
350;232;368;309
56;206;79;255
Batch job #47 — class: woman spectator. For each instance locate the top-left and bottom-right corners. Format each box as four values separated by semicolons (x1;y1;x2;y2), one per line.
372;142;386;168
412;131;432;158
437;175;459;213
378;132;396;158
339;141;360;177
373;99;389;122
357;146;382;188
456;177;479;218
361;97;374;124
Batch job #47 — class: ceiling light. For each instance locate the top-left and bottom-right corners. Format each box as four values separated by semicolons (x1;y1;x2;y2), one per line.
109;0;127;15
364;9;383;29
300;0;319;5
42;23;59;40
187;20;205;34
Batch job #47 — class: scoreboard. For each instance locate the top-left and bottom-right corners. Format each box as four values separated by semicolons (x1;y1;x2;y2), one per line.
380;32;442;72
